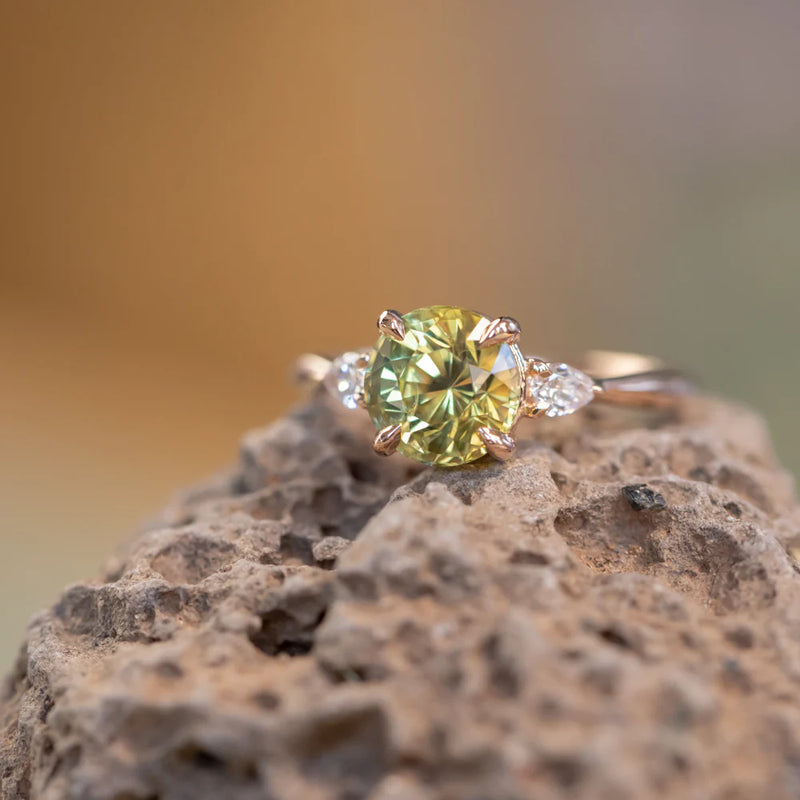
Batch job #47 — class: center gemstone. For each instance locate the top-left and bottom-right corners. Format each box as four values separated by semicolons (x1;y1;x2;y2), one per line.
363;305;525;466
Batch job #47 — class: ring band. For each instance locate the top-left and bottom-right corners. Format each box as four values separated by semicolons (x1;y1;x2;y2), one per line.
297;305;692;467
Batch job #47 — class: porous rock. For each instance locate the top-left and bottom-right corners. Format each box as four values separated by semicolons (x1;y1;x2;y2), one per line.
3;394;800;800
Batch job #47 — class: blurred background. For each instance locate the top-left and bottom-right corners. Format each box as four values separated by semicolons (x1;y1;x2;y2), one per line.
2;1;800;671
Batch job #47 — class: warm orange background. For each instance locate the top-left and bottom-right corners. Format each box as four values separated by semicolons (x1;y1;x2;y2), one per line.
2;2;800;669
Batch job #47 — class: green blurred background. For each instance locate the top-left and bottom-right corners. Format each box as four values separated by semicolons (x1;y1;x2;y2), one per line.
2;1;800;671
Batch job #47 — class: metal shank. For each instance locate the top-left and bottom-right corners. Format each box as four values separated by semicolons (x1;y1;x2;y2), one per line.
592;369;694;409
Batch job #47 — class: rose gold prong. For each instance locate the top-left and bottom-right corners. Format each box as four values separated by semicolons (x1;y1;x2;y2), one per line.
478;426;516;461
478;316;521;348
377;310;406;342
373;424;402;456
527;356;552;379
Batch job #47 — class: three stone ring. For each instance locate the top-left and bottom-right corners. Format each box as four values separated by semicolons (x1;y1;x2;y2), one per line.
297;305;692;468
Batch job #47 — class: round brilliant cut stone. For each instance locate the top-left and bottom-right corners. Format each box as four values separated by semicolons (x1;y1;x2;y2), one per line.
363;306;525;466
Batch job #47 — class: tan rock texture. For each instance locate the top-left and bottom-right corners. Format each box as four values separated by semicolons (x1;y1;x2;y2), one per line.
3;394;800;800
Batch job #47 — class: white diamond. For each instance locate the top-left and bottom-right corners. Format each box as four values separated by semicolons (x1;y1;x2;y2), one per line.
324;351;368;409
526;362;595;417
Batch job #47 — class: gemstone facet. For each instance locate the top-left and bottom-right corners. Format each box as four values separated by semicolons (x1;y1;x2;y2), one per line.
324;351;369;409
363;306;525;466
525;361;595;417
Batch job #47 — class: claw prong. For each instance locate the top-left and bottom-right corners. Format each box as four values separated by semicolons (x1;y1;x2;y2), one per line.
478;317;521;348
478;426;516;461
377;310;406;342
373;424;402;456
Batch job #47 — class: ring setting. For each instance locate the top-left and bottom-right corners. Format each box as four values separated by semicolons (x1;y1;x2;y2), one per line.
298;305;689;468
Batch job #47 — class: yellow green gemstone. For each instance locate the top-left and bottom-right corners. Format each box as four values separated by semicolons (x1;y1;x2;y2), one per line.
364;305;525;466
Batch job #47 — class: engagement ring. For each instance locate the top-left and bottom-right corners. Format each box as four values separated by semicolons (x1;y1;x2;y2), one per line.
297;305;691;467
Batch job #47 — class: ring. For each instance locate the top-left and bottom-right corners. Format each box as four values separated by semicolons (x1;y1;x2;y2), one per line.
296;305;693;467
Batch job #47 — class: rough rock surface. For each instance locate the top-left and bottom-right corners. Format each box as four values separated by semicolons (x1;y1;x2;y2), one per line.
3;392;800;800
